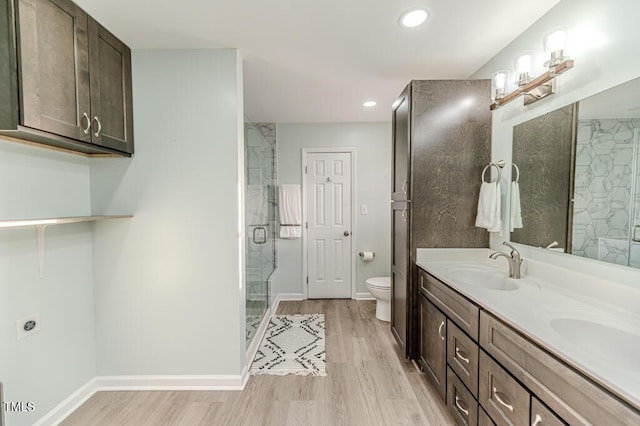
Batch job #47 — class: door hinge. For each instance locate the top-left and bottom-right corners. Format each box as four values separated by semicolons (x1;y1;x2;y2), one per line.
305;222;308;229
305;165;308;174
306;276;309;284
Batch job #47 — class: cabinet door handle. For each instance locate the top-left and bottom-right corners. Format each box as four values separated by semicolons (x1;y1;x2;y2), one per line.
81;113;91;134
492;387;514;412
455;395;469;416
531;414;542;426
438;321;445;340
455;347;470;363
93;116;102;137
401;208;408;222
401;179;408;194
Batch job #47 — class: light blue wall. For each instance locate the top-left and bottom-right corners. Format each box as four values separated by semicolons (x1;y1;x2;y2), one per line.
90;49;246;375
0;142;96;426
473;0;640;285
275;122;392;297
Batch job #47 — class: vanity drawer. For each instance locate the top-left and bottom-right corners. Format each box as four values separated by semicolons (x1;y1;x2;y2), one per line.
447;367;478;426
531;397;564;426
479;406;496;426
447;319;479;397
480;311;640;426
479;351;530;426
419;269;479;340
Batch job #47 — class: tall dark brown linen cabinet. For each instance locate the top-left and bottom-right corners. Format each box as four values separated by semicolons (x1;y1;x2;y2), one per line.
391;80;492;359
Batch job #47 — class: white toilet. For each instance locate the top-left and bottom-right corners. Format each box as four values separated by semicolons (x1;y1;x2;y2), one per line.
365;276;391;321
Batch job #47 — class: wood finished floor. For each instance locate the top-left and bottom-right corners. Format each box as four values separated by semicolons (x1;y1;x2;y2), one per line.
62;300;454;425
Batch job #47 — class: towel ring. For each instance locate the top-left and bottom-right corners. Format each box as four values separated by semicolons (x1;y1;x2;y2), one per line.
481;161;504;183
512;163;520;183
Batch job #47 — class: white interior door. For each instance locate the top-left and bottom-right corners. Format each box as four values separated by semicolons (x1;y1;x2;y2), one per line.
306;152;352;298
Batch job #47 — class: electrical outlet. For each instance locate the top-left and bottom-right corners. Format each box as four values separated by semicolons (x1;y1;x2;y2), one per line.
16;313;40;340
360;204;368;215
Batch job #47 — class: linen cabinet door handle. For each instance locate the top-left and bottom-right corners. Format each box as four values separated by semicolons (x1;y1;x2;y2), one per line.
531;414;542;426
401;208;408;222
455;396;469;416
93;116;102;137
401;179;408;194
81;113;91;134
492;387;514;412
455;347;470;363
437;321;445;340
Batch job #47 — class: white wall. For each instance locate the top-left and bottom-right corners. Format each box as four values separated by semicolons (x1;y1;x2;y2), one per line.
472;0;640;284
0;141;95;426
90;49;247;376
275;122;391;298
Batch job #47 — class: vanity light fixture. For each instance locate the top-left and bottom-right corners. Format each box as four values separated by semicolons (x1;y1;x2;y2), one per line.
399;8;429;28
363;100;377;108
490;28;574;110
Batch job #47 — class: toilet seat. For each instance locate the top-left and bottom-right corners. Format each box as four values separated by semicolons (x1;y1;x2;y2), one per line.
366;277;390;289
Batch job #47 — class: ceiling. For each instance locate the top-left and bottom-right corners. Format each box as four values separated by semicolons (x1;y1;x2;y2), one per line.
74;0;560;123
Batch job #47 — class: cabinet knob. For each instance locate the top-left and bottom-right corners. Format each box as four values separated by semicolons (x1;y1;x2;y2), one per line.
93;116;102;138
82;113;91;135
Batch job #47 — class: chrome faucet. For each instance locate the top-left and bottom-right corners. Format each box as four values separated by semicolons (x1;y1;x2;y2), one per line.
489;242;522;279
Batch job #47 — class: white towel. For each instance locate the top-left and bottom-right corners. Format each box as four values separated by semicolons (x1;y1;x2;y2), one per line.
475;182;502;233
279;184;302;239
246;184;268;226
510;181;523;232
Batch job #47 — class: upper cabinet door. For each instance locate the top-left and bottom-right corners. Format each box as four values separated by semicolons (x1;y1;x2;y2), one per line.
18;0;91;142
88;18;133;154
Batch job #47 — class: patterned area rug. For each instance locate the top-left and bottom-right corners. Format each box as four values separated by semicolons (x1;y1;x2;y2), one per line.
250;314;326;376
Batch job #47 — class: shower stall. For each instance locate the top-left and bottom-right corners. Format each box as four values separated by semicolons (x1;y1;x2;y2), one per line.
244;120;277;346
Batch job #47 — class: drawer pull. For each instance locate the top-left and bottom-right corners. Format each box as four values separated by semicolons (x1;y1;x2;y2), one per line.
455;395;469;416
438;321;445;340
455;347;470;363
492;387;514;412
531;414;542;426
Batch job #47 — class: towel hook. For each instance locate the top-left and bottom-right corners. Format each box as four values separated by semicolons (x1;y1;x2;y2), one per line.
481;160;505;183
512;162;520;183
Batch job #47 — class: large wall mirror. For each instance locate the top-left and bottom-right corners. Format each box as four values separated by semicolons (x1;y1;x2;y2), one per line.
512;77;640;268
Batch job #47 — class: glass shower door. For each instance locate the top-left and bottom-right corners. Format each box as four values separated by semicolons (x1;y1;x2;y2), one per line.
629;128;640;267
244;120;276;346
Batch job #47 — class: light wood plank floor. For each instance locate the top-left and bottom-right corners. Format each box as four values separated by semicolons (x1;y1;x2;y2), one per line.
63;300;454;425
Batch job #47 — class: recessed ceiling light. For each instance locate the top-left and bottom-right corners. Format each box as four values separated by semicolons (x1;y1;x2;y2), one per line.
399;8;429;28
363;100;377;108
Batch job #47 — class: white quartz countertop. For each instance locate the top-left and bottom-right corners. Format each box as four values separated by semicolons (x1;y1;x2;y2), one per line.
415;248;640;410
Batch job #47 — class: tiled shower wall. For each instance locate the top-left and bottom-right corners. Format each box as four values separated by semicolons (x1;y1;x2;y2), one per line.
572;119;640;266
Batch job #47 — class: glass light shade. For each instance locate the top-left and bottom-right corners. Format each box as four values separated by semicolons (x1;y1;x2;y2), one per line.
492;70;509;101
515;53;533;86
544;27;570;68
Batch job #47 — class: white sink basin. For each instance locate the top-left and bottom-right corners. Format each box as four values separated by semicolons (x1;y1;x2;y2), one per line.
550;318;640;372
443;265;519;291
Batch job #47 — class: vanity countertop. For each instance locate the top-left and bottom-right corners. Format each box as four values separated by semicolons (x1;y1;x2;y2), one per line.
415;248;640;411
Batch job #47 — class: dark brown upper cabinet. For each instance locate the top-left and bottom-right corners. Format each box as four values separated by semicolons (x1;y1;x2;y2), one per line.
0;0;133;156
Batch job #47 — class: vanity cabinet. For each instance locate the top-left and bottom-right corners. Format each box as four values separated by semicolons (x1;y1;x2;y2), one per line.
418;293;447;400
416;265;640;426
0;0;133;156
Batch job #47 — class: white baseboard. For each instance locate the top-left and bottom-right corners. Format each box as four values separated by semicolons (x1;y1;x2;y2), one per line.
272;293;304;313
34;378;97;426
94;374;246;391
355;292;375;300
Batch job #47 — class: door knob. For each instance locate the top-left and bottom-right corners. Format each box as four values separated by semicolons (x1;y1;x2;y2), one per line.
343;231;351;237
